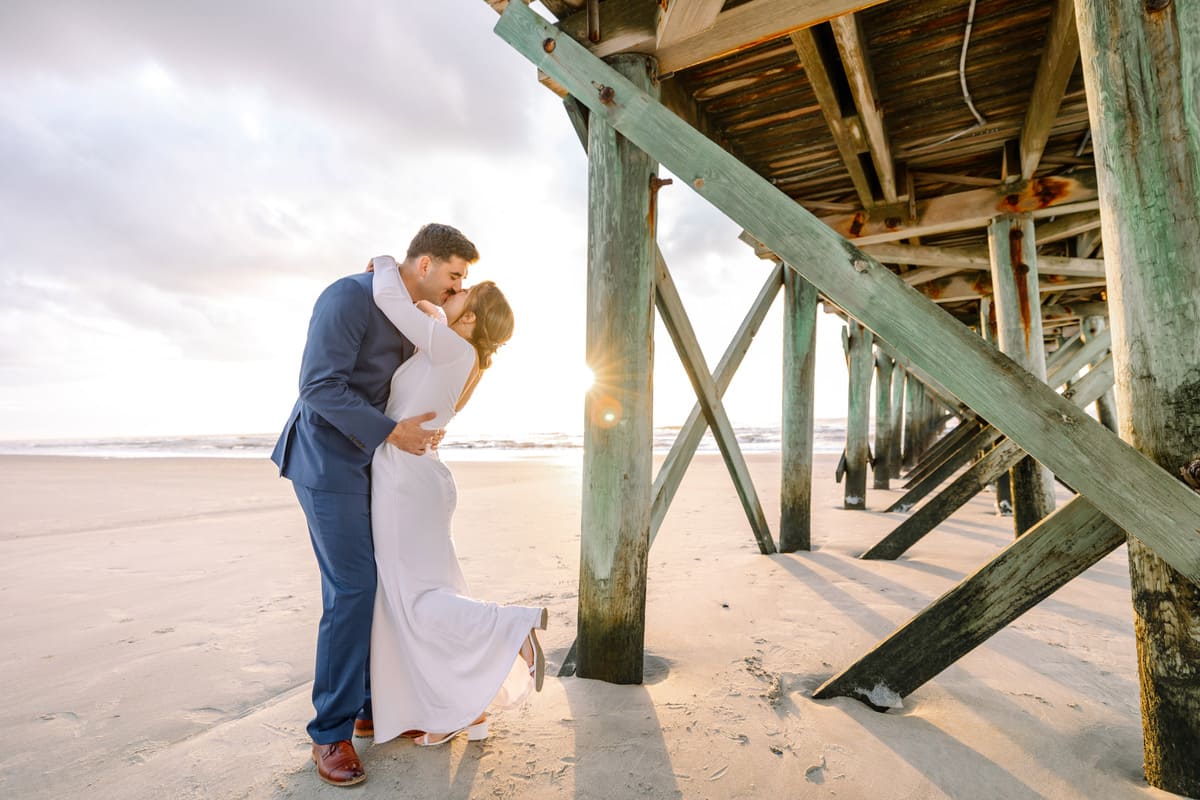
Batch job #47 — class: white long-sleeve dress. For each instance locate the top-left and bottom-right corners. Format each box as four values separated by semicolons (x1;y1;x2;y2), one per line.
368;256;542;743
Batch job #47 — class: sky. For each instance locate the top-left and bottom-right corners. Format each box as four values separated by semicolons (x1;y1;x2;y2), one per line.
0;0;850;441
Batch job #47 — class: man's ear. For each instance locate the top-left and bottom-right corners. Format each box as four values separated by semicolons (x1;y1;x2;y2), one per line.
417;255;431;277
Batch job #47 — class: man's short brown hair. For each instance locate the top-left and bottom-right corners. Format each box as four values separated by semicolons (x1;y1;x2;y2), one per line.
405;223;479;263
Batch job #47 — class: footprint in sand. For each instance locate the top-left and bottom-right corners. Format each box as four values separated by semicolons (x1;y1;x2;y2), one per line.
183;707;226;725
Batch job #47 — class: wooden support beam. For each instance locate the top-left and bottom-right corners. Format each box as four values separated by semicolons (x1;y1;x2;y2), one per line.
873;349;894;489
818;174;1099;246
1083;317;1117;432
844;321;873;508
1045;326;1111;386
577;53;657;685
788;28;877;207
1035;211;1102;245
781;266;818;552
889;362;905;479
1019;0;1081;180
886;424;1003;513
555;0;657;61
901;376;922;471
1041;300;1108;319
900;416;980;488
496;2;1200;585
989;213;1056;536
817;495;1127;704
652;265;783;542
863;243;1105;279
863;357;1115;560
913;272;1107;305
653;0;887;75
901;266;962;286
1077;0;1200;789
654;253;776;555
656;0;724;47
830;13;897;202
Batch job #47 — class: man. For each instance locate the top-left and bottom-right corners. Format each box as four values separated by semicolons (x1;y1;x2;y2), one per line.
271;223;478;786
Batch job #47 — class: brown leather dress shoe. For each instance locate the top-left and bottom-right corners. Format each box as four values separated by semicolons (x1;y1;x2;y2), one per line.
311;740;366;786
353;717;373;738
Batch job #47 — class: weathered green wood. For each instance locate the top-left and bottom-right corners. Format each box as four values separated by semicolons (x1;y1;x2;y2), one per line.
651;265;783;543
873;349;894;490
887;423;1001;513
1044;329;1084;375
989;213;1055;535
818;495;1127;703
1020;0;1081;179
578;53;657;685
888;362;905;479
844;321;873;508
495;1;1200;585
902;377;922;471
781;266;817;552
1046;327;1111;387
864;357;1115;560
654;253;776;555
901;416;983;489
1084;317;1118;432
1077;0;1200;790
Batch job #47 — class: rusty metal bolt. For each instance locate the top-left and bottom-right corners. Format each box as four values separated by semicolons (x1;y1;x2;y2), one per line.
853;259;869;273
884;216;901;229
542;38;556;53
693;177;705;189
650;176;674;191
1145;0;1171;11
1181;458;1200;491
597;84;615;104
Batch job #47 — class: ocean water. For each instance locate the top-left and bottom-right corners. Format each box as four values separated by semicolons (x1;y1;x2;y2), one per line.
0;422;850;460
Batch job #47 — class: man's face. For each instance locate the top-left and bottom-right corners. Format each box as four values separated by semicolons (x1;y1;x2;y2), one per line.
418;255;470;306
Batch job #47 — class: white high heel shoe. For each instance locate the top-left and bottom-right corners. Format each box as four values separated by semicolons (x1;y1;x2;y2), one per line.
525;607;548;692
413;720;489;747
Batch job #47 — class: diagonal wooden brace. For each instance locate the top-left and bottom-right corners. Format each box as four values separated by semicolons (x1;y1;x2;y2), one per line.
814;494;1127;704
655;252;776;554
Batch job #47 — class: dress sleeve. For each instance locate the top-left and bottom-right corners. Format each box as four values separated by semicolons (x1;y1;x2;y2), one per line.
371;256;469;364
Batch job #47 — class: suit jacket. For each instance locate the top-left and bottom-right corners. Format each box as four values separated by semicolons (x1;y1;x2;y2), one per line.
271;272;415;493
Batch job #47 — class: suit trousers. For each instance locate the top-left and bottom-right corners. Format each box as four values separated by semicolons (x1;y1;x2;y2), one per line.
293;484;375;743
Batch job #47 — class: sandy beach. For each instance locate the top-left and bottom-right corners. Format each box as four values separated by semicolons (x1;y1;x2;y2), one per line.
0;452;1174;799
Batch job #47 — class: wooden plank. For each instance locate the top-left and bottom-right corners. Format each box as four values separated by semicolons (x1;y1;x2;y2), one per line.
577;53;657;685
1083;317;1117;432
1078;0;1200;789
656;0;724;47
1019;0;1081;180
495;1;1200;585
864;357;1115;560
818;176;1099;246
844;321;873;508
652;265;783;542
901;266;962;286
781;267;818;551
817;495;1127;703
830;13;896;202
654;252;776;555
654;0;888;75
789;28;877;207
873;349;894;490
863;243;1105;279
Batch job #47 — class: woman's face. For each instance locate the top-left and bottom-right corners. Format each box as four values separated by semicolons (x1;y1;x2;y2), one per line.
442;285;472;325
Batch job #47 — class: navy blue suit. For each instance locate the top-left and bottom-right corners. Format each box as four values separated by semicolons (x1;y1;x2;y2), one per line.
272;271;414;743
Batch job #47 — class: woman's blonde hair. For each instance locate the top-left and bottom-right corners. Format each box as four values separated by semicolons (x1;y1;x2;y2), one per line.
464;281;513;369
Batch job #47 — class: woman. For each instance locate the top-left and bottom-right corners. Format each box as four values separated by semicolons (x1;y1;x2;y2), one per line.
367;255;546;747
